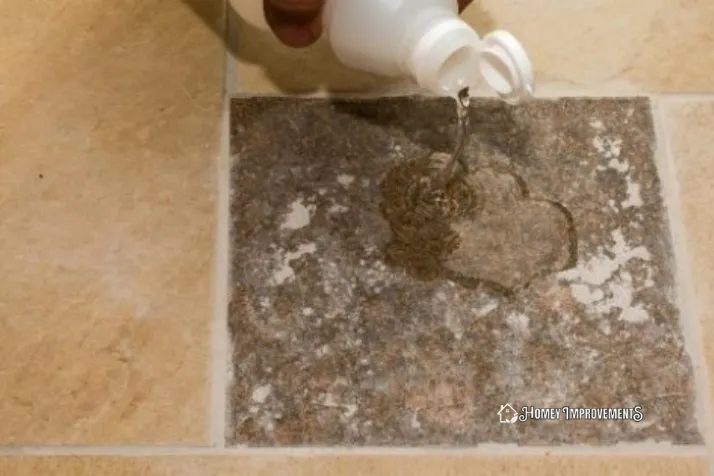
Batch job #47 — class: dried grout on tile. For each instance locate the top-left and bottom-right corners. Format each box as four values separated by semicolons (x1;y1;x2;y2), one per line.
227;97;700;446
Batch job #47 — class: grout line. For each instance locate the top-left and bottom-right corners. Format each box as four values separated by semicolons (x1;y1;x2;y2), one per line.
208;90;231;448
218;0;241;445
227;91;714;100
0;443;707;457
657;93;714;102
650;98;714;469
208;0;235;449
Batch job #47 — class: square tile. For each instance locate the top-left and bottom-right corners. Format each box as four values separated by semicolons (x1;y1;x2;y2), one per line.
228;97;700;445
662;100;714;422
0;0;223;443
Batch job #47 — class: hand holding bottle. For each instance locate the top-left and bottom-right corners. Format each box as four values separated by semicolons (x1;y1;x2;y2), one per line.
264;0;475;48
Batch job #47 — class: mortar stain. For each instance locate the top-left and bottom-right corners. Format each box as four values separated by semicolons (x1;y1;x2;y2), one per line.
379;152;579;294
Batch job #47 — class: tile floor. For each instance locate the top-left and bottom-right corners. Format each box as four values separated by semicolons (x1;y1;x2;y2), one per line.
1;0;713;474
228;97;698;447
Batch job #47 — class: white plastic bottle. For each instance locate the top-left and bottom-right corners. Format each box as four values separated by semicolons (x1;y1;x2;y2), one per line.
323;0;535;102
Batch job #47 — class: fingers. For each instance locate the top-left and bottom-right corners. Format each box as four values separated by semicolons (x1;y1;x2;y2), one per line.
457;0;474;12
264;0;325;48
265;0;473;48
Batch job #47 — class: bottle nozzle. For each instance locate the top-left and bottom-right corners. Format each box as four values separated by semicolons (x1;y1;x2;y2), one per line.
478;30;535;103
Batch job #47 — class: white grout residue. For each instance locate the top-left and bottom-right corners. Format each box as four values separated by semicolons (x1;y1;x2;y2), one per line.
589;118;605;130
558;229;652;323
506;312;530;336
317;393;359;421
280;198;315;230
337;174;355;187
473;300;499;317
592;136;623;161
592;129;644;210
328;204;349;214
622;175;644;208
251;384;272;404
434;289;463;340
270;242;317;286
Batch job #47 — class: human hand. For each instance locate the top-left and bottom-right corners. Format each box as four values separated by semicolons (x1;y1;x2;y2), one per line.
264;0;475;48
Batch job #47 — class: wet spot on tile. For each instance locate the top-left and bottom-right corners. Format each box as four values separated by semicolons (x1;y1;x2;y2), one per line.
379;153;576;291
228;97;700;446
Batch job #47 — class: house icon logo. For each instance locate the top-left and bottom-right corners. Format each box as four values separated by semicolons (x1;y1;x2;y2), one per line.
498;404;518;423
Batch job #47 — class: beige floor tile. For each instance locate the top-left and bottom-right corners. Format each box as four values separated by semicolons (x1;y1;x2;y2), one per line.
0;0;224;443
0;455;708;476
663;100;714;423
228;0;714;94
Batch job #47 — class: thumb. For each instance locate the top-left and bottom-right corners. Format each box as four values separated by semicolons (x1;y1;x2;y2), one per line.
264;0;325;48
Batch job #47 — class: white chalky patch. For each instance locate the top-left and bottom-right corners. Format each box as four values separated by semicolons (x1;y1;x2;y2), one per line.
592;136;623;160
433;286;464;340
271;242;317;285
608;157;629;173
622;175;643;208
589;118;605;130
317;259;355;319
280;198;315;230
506;312;530;336
473;300;499;317
337;174;355;187
343;404;359;419
411;411;422;429
593;134;644;209
317;393;359;420
328;204;349;214
558;229;652;323
251;384;272;403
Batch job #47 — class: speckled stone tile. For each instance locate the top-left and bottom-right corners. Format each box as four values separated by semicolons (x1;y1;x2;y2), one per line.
228;97;700;446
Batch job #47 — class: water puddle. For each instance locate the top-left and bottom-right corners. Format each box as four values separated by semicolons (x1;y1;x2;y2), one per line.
380;91;577;293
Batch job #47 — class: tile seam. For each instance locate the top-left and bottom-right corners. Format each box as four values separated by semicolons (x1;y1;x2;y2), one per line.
0;444;706;457
208;91;231;448
208;0;234;449
218;0;241;447
226;91;714;99
650;97;714;470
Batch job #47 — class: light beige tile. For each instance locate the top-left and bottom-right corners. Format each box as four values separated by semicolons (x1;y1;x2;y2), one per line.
229;0;714;94
0;0;224;443
663;100;714;421
0;455;708;476
470;0;714;92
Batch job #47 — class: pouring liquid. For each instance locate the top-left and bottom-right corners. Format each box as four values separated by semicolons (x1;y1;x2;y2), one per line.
438;86;471;185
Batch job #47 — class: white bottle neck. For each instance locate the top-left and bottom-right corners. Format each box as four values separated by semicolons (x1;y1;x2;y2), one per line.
404;16;483;97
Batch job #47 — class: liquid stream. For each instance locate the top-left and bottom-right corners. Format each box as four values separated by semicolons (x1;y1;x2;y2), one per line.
440;87;471;184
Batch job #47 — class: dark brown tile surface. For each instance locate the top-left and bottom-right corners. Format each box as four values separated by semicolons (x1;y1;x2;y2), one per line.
228;97;700;446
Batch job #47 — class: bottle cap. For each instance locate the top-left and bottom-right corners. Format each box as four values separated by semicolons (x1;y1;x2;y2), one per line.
478;30;535;103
